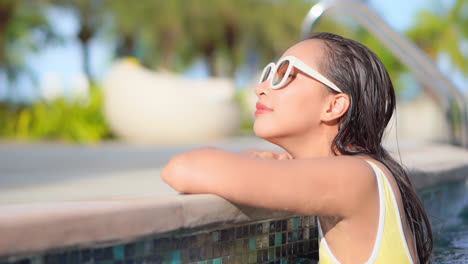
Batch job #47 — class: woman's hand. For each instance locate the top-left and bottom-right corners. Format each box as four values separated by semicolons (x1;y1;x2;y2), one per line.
240;149;293;160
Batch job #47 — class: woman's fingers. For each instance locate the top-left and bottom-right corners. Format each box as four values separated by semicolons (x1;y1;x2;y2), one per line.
272;151;293;160
240;149;292;160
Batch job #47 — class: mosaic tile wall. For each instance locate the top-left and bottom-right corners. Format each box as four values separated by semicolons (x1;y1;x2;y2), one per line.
0;216;318;264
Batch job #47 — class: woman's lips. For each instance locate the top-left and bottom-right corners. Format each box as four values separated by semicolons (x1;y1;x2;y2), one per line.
255;102;274;115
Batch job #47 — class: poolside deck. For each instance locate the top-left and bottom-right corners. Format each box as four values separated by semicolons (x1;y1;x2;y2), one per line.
1;137;466;204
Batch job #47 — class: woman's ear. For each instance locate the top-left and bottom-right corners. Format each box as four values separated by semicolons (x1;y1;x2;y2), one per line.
321;93;350;122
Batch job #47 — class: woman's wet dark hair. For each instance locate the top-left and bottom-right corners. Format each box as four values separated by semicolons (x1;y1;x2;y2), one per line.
308;32;433;263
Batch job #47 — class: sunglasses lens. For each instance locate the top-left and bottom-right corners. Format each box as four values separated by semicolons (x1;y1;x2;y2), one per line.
261;65;272;83
272;60;290;87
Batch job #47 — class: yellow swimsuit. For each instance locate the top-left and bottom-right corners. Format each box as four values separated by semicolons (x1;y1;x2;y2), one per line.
317;160;415;264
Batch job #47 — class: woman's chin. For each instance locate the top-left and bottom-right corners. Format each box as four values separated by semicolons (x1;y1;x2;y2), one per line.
253;123;278;140
253;122;266;137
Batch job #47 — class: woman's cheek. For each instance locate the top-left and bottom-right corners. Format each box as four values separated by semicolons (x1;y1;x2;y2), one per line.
279;106;313;133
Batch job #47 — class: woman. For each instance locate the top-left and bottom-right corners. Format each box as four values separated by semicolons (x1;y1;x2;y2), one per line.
162;32;433;264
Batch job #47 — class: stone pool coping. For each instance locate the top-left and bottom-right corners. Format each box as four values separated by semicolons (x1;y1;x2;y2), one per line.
0;142;467;257
0;194;292;258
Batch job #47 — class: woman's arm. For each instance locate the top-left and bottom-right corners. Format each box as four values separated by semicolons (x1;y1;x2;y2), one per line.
161;147;377;218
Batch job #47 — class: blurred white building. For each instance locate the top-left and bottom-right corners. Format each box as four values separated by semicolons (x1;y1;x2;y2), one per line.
103;59;240;144
40;72;64;102
69;73;90;104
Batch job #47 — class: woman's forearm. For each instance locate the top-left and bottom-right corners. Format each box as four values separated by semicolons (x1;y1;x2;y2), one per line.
161;147;290;194
161;147;375;217
161;147;300;211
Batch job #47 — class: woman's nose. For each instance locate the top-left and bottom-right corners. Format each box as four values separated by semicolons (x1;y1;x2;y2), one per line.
255;81;269;97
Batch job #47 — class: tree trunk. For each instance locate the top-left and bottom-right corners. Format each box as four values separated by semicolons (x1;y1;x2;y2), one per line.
0;5;12;65
78;22;94;85
160;30;176;71
224;22;238;77
0;2;13;98
116;34;135;58
203;41;217;76
81;39;91;83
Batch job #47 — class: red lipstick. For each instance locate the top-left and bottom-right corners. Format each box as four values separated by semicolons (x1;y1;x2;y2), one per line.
255;102;274;115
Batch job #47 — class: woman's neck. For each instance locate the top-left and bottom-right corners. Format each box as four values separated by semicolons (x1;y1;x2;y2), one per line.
266;129;338;159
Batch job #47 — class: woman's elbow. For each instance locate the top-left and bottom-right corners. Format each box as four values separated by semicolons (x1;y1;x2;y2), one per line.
161;147;225;194
161;154;191;193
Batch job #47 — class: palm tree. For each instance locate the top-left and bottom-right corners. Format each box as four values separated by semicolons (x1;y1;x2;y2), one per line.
108;0;318;77
406;0;468;75
0;0;58;100
404;0;468;144
51;0;106;85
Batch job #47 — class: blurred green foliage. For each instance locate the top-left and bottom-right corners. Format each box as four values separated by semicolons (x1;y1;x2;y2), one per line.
0;0;60;91
107;0;317;76
234;89;255;134
406;0;468;73
0;86;113;143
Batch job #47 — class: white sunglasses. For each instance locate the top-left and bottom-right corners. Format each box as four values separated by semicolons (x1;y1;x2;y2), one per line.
258;56;342;93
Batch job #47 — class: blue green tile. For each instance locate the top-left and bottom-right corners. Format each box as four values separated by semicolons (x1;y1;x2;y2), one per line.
45;252;66;264
275;233;282;245
81;250;91;262
30;257;42;264
212;231;220;242
143;239;153;254
292;231;299;242
293;218;300;230
135;241;145;257
113;245;124;260
67;251;80;264
249;238;256;251
163;252;172;262
268;247;275;260
172;251;181;263
212;258;222;264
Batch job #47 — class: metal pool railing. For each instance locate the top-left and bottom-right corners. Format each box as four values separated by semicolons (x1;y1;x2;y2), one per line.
300;0;468;148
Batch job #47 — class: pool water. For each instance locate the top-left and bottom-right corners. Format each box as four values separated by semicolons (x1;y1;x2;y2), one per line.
418;177;468;263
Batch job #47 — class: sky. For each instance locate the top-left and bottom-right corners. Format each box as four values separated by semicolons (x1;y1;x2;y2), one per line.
4;0;467;102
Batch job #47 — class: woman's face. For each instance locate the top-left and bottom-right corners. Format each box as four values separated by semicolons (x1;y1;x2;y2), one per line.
253;39;334;141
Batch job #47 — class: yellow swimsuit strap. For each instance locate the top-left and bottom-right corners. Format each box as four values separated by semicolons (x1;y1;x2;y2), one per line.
317;160;414;264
